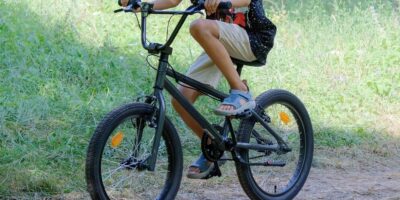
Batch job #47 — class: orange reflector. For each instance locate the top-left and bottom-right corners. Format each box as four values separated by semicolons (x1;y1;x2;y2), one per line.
279;112;291;125
111;131;124;148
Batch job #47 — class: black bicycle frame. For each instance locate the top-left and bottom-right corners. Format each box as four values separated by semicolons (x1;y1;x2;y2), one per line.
135;3;289;170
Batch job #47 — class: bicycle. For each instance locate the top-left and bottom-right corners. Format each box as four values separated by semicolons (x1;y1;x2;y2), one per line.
85;0;314;199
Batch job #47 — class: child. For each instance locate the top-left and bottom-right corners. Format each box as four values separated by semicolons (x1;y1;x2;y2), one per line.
121;0;276;179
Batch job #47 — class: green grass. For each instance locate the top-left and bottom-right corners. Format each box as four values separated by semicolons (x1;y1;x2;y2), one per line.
0;0;399;197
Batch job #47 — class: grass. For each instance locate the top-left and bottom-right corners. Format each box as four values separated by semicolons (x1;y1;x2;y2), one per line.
0;0;399;197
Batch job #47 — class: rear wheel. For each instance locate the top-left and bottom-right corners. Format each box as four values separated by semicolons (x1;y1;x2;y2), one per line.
86;103;183;200
236;89;313;200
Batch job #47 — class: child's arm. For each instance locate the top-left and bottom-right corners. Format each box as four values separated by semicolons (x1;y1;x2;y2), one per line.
229;0;251;7
149;0;182;10
205;0;250;15
119;0;182;10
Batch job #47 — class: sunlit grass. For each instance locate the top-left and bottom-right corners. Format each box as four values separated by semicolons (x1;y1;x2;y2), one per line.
0;0;399;197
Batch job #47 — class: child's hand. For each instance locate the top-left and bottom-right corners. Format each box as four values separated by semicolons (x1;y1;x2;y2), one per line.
120;0;130;7
119;0;141;12
204;0;221;15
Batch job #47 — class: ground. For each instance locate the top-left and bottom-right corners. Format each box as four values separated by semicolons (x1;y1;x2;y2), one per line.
57;147;400;200
176;167;400;200
176;148;400;200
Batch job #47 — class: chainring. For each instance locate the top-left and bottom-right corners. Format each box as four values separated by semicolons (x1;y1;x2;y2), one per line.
201;132;224;162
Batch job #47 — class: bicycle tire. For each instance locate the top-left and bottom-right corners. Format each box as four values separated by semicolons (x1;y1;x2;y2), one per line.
85;103;183;200
236;89;313;200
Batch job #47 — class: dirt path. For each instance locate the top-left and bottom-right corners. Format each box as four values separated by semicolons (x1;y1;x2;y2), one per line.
297;168;400;200
175;167;400;200
176;150;400;200
58;149;400;200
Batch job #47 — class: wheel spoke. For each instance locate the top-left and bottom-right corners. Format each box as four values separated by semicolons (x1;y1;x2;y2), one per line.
236;90;313;199
111;172;135;189
103;165;125;181
102;158;120;165
86;104;181;200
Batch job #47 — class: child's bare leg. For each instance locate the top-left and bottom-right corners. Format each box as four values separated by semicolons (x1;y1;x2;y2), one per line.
171;86;210;174
190;19;249;111
171;86;204;138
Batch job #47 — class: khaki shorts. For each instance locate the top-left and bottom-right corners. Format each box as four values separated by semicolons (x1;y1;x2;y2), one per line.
186;20;256;88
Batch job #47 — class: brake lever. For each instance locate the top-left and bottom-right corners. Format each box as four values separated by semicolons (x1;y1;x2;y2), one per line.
194;10;204;15
114;4;135;13
186;4;204;15
114;8;124;13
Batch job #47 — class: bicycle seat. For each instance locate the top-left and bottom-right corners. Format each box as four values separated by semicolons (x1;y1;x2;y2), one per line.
231;57;265;67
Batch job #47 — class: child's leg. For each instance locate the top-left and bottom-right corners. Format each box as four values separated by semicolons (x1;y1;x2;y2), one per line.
171;53;221;138
171;86;203;138
190;19;254;111
190;19;245;91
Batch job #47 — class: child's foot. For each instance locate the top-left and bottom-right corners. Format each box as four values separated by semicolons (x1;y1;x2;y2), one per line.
214;89;255;116
187;153;227;179
187;154;214;179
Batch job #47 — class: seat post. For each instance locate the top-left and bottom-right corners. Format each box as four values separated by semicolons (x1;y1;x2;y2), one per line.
236;64;244;76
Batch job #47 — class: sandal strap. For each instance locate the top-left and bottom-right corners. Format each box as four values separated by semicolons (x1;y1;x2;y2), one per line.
189;154;211;172
221;90;253;109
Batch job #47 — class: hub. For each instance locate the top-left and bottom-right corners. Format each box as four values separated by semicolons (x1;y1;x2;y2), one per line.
120;157;148;171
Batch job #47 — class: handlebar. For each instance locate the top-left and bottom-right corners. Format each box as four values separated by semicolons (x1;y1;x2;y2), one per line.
115;0;233;53
116;0;232;13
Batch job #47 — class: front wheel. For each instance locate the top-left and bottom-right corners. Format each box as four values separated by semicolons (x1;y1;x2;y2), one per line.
236;89;314;200
85;103;183;200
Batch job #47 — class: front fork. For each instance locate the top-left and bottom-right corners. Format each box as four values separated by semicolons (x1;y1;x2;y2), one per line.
146;52;169;171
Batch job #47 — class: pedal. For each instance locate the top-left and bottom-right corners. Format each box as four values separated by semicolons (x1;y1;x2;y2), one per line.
234;109;252;119
201;161;222;179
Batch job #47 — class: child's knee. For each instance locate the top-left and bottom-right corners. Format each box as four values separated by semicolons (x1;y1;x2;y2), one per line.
190;19;217;38
190;19;207;37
